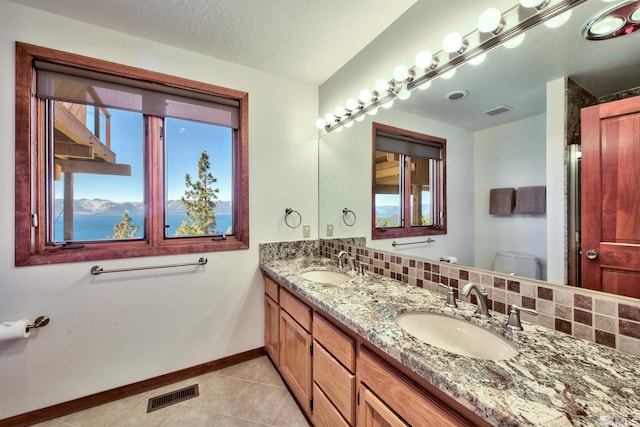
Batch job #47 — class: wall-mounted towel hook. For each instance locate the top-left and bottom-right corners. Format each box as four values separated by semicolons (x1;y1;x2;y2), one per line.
284;208;302;228
342;208;356;226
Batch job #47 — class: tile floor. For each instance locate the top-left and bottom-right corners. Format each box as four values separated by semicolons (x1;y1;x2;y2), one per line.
33;356;310;427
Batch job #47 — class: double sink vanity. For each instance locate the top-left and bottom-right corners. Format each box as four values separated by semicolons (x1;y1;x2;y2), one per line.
260;250;640;426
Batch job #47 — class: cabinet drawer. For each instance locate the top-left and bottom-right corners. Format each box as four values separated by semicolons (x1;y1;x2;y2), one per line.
359;347;469;427
264;275;279;302
313;313;355;372
314;341;355;424
313;383;350;427
280;288;312;332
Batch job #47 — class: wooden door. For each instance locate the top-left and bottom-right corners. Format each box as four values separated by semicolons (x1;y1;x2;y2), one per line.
280;310;312;415
581;96;640;298
358;386;408;427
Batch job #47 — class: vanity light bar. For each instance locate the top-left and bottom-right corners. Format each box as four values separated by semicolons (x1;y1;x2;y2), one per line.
318;0;587;134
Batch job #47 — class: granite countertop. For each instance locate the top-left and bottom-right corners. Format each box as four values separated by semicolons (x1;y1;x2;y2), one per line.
260;256;640;427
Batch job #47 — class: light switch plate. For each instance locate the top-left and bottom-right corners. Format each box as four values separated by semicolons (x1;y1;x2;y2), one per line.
303;225;310;238
326;224;334;236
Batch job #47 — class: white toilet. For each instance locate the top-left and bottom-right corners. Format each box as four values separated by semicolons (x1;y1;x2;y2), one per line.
493;252;541;280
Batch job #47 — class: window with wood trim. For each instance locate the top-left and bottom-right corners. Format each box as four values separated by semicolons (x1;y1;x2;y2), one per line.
372;122;446;240
15;43;249;266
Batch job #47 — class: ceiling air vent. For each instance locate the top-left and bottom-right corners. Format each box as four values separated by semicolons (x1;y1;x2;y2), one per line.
147;384;199;413
484;105;513;116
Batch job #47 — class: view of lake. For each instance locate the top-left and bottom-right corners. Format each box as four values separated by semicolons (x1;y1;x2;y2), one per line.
54;214;232;241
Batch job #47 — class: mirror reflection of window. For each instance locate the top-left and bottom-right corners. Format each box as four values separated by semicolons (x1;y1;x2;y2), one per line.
372;123;446;240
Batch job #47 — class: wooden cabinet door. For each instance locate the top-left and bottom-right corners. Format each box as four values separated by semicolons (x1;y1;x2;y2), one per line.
581;96;640;298
264;295;280;365
358;386;407;427
280;310;312;415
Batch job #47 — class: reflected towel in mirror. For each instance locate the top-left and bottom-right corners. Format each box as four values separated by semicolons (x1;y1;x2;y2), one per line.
515;186;546;214
489;188;515;215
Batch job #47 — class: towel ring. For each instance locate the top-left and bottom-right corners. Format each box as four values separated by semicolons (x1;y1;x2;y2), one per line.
342;208;356;226
284;208;302;228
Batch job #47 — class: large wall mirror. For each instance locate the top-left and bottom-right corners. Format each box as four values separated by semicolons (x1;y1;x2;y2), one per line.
318;0;640;297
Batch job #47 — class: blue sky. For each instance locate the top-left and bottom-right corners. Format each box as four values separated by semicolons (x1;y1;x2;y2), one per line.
56;108;233;203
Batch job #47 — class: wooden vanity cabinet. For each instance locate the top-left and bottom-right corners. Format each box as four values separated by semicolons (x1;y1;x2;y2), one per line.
263;273;483;427
312;313;356;426
264;276;280;365
279;288;313;416
359;347;471;427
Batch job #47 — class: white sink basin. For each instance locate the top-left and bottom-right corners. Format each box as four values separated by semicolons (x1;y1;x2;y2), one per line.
396;312;518;360
300;270;351;284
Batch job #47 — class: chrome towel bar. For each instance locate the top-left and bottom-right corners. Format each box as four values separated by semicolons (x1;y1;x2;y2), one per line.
391;238;436;247
90;257;208;275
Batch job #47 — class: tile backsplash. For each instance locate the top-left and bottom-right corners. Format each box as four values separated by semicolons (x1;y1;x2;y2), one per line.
317;239;640;357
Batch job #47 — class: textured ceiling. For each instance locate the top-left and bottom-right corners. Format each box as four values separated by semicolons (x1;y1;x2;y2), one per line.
6;0;416;85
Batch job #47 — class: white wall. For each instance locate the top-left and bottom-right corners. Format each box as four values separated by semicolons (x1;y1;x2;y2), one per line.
318;107;475;266
0;1;318;419
546;78;567;284
473;114;547;279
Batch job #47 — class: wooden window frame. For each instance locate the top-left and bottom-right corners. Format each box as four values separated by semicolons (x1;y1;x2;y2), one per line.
15;42;249;266
371;122;447;240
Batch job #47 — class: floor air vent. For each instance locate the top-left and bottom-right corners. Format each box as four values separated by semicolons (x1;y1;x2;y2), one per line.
147;384;199;413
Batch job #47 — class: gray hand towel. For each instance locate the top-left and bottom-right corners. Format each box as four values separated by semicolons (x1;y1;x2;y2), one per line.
515;186;546;214
489;188;515;215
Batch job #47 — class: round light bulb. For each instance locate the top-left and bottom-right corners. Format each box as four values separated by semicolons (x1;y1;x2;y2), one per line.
418;81;432;91
375;78;390;94
334;106;346;117
443;32;465;53
441;69;456;80
359;89;373;103
545;10;572;28
344;121;353;128
355;114;366;122
324;113;335;124
398;90;411;101
345;98;359;111
382;99;394;109
315;118;326;129
415;50;435;69
335;126;343;133
469;52;487;65
368;107;379;116
478;8;503;33
503;33;525;48
520;0;547;9
393;65;409;82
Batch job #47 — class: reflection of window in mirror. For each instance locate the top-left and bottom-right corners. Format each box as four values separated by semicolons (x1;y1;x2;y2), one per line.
372;123;446;240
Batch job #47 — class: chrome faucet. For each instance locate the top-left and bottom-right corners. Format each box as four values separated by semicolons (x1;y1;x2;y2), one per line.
460;282;491;319
336;251;355;272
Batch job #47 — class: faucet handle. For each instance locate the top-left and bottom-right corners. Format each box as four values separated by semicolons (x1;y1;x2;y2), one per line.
438;283;458;308
506;304;538;331
356;261;368;276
